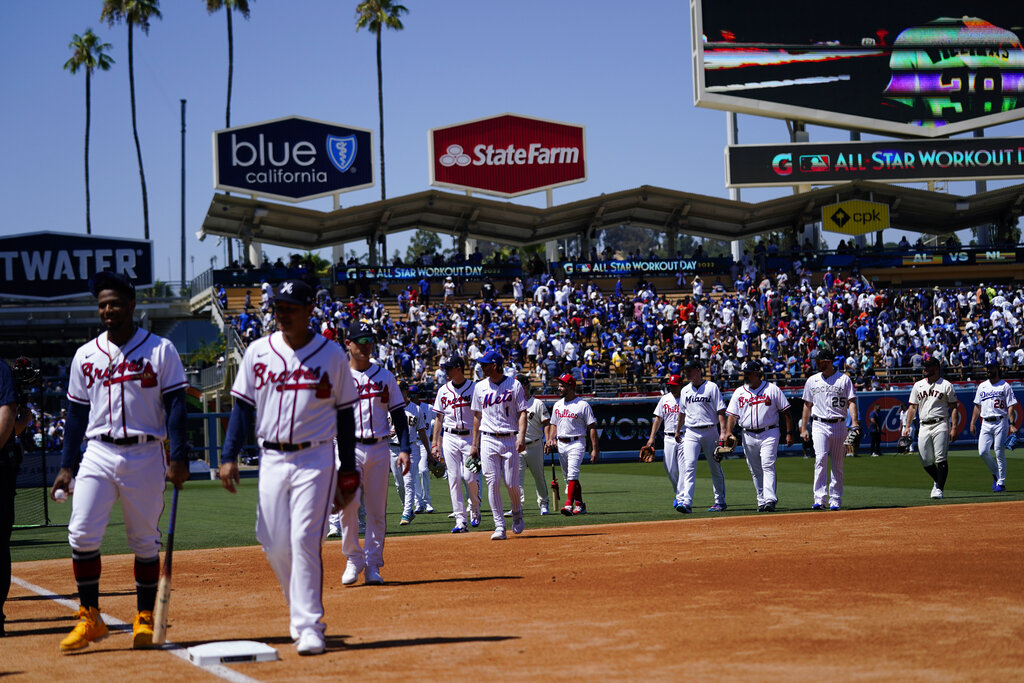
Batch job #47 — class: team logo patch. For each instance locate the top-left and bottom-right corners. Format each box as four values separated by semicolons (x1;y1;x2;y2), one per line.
326;134;357;173
765;397;771;407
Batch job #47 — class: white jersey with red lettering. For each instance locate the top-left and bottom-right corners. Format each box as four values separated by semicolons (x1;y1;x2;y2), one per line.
349;362;405;439
550;396;596;437
726;381;791;431
802;371;856;420
471;375;527;434
653;392;682;434
471;375;528;533
679;381;725;428
432;379;475;433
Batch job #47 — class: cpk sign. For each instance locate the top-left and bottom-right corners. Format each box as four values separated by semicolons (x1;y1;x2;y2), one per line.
429;113;586;197
214;116;374;203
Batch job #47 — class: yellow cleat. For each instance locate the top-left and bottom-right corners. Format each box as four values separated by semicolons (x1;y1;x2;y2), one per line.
60;606;109;652
132;610;155;649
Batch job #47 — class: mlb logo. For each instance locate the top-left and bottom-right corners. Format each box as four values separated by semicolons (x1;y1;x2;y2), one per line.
799;154;830;172
326;134;357;173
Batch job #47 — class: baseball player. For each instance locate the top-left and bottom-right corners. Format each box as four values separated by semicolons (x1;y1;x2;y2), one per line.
671;360;727;513
800;348;858;511
723;359;793;512
644;375;684;496
546;374;599;515
389;383;431;526
470;350;528;540
219;279;358;656
50;271;189;652
431;356;481;532
410;387;435;514
514;375;551;515
902;358;960;499
970;361;1018;493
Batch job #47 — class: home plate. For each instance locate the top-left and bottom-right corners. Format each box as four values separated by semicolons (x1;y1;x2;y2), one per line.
187;640;279;665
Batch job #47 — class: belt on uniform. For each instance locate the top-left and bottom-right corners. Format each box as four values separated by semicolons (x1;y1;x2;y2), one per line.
744;425;778;434
356;437;385;445
483;431;514;437
445;428;471;435
262;439;332;452
921;418;945;426
525;438;540;445
815;417;843;423
687;424;715;429
558;436;582;443
99;434;158;446
983;416;1005;424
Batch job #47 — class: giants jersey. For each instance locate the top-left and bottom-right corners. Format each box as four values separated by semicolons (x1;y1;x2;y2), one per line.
679;381;725;427
67;328;188;440
973;379;1017;419
390;402;425;445
471;375;527;433
909;378;958;422
726;381;791;430
551;397;596;438
802;371;856;420
349;362;405;439
525;397;550;442
432;380;475;431
653;392;682;435
231;332;357;446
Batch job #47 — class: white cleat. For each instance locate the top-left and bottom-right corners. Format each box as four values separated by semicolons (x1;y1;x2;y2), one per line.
448;511;457;519
290;625;299;642
503;510;513;517
540;504;549;516
930;485;944;499
342;562;363;586
296;630;325;656
425;504;435;513
326;525;340;538
365;566;384;585
490;528;507;541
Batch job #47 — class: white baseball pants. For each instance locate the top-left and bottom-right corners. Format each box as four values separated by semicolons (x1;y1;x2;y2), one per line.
677;425;725;507
415;443;432;509
742;428;779;506
442;432;479;526
481;434;522;531
557;439;586;481
663;436;681;491
520;440;549;509
340;440;391;570
812;421;847;506
918;423;949;466
978;419;1008;486
389;445;420;517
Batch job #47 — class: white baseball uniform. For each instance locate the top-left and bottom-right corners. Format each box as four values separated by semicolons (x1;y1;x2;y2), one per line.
677;380;726;508
909;378;958;466
230;331;357;640
471;375;528;532
551;396;596;482
653;391;683;489
413;401;434;511
726;381;791;507
521;396;550;510
433;379;481;527
974;379;1016;486
389;401;424;518
802;371;856;507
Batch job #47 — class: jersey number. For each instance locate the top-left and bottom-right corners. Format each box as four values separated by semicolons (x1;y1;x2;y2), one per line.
831;397;847;409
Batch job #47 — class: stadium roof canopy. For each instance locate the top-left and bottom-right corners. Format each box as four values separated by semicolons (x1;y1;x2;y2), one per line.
199;181;1024;250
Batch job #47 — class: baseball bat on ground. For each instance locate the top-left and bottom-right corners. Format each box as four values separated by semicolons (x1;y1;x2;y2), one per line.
153;487;179;645
550;451;560;506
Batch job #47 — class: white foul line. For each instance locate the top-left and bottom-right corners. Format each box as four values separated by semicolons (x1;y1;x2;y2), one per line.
11;575;263;683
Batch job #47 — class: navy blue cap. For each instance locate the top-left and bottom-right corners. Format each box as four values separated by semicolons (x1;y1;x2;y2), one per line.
90;270;135;298
408;384;420;395
741;359;762;374
478;349;503;365
345;321;375;341
442;356;465;369
276;279;314;306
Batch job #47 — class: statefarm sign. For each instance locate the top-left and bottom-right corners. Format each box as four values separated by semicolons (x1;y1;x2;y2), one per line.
429;113;586;197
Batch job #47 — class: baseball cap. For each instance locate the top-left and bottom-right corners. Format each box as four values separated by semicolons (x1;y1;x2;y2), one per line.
555;373;576;387
985;360;1001;368
275;279;314;306
478;349;503;365
816;345;835;361
666;374;684;386
408;384;420;395
741;359;763;373
345;321;375;343
683;359;703;372
442;356;465;369
923;357;940;367
90;270;135;298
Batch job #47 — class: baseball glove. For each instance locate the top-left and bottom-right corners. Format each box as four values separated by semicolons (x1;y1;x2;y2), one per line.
1008;430;1020;452
639;444;656;463
428;457;446;479
896;435;912;454
713;434;737;462
466;456;481;474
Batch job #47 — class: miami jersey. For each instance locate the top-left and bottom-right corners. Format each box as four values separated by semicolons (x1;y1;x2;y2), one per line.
802;371;856;420
231;331;357;445
432;380;475;431
471;375;527;433
679;381;725;427
726;381;791;430
909;378;958;422
349;362;405;439
653;392;682;435
67;328;188;440
973;379;1017;419
550;397;596;438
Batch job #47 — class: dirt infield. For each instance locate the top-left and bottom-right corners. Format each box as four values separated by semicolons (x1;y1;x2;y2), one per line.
5;502;1024;681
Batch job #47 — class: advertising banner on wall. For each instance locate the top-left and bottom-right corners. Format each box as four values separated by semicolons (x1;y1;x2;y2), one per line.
429;113;586;197
821;200;890;235
559;258;733;277
213;116;374;202
337;264;522;282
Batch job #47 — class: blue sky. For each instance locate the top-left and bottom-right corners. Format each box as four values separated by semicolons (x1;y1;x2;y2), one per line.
2;1;1023;283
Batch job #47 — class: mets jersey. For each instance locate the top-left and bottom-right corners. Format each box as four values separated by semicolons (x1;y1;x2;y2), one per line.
432;380;475;431
67;328;188;440
349;362;405;439
231;332;357;446
802;371;856;419
679;381;725;427
909;378;958;422
550;397;596;438
525;397;550;442
471;375;527;433
653;392;682;435
726;381;791;430
973;379;1017;419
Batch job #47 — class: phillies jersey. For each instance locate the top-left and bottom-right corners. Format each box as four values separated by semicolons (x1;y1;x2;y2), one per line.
679;381;725;427
525;397;549;442
802;371;856;420
349;362;405;439
973;379;1017;419
653;392;682;435
231;332;357;446
550;396;596;438
67;328;188;440
726;381;791;430
909;378;958;422
432;380;475;431
471;375;527;433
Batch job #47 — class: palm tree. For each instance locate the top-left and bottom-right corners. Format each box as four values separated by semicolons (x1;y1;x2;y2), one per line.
100;0;161;240
64;29;114;235
205;0;251;129
356;0;408;261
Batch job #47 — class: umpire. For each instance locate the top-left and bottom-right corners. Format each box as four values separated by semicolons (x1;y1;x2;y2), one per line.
1;359;31;637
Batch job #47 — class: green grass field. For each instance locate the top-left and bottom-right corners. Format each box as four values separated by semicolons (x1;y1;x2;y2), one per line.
11;449;1023;563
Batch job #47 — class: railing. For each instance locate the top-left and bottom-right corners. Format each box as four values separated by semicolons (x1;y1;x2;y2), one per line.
198;365;224;389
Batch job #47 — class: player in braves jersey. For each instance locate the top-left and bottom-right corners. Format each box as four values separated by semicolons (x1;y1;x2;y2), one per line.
50;271;189;652
644;375;684;496
516;375;551;515
800;347;858;511
470;350;528;540
389;383;431;526
219;279;359;656
723;360;793;512
671;360;727;513
431;357;481;532
409;387;436;514
969;361;1018;493
902;358;960;499
546;374;599;515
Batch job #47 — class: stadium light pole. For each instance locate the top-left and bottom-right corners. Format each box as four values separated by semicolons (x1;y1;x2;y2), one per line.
727;112;742;262
180;99;187;290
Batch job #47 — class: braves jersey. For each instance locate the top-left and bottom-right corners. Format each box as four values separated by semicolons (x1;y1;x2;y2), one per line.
471;375;527;433
348;362;404;439
973;379;1017;419
909;378;958;422
802;371;856;419
432;380;475;431
726;381;791;430
67;328;188;440
551;397;596;438
231;331;357;446
679;381;725;427
525;397;550;442
653;392;682;435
